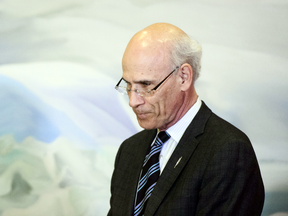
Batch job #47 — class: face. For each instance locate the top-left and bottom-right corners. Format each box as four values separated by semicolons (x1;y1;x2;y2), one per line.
122;49;184;131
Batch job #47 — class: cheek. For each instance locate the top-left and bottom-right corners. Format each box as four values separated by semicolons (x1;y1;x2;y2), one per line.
148;86;180;117
162;100;174;117
156;95;173;117
161;91;182;115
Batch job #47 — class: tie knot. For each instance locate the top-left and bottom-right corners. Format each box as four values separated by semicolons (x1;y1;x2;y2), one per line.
157;131;170;144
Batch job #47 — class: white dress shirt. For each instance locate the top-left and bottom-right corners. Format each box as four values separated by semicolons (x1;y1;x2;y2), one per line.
157;97;202;173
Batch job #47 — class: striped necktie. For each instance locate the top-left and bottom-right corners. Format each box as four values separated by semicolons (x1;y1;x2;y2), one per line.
134;131;170;216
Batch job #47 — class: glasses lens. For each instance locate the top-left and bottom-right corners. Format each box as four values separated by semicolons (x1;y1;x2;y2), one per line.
116;79;154;97
116;86;128;95
115;79;128;95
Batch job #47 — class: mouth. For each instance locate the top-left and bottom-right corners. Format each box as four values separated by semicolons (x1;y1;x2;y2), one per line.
135;111;150;119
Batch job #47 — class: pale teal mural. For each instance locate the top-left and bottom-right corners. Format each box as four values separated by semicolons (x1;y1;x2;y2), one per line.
0;0;287;215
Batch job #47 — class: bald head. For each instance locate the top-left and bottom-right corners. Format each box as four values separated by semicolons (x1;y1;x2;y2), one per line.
123;23;188;70
131;23;187;46
122;23;202;83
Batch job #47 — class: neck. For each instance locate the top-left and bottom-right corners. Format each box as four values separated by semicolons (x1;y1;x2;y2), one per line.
159;89;198;131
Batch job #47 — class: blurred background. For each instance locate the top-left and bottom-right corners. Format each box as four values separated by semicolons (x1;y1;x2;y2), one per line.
0;0;287;215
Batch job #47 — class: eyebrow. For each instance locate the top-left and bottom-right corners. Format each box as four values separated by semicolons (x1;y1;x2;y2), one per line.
122;77;153;86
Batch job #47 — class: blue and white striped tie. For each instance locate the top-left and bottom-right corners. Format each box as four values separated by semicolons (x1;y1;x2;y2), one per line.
134;131;170;216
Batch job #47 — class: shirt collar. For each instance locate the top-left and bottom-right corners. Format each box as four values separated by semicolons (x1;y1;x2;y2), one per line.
166;97;202;143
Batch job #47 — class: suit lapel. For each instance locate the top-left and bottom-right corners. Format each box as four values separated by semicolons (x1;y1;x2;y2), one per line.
145;102;212;216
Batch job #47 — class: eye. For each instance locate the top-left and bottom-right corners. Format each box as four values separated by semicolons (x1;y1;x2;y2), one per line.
141;81;151;87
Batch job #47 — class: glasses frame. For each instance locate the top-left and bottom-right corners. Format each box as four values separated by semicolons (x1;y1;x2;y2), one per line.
115;66;180;97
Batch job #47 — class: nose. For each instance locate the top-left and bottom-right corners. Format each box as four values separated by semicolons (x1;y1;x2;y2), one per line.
129;91;145;108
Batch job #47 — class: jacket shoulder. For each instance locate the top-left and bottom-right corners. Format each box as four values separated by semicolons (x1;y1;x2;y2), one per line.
207;112;251;143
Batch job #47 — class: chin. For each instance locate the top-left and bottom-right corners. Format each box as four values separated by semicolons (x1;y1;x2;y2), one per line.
138;120;157;130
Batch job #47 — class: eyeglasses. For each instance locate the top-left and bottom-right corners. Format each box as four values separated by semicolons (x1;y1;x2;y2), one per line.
115;66;179;97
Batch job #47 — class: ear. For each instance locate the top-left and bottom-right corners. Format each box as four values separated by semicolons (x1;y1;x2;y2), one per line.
179;63;193;91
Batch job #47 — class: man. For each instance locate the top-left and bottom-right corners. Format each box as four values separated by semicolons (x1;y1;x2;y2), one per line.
108;23;264;216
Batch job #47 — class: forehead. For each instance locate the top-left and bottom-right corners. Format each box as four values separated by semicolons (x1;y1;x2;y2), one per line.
122;53;171;84
122;31;173;83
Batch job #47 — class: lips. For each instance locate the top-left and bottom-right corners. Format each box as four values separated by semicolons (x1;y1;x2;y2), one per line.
134;110;150;119
136;112;148;119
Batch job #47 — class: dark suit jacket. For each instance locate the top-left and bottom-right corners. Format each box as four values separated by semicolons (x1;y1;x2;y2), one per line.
108;102;265;216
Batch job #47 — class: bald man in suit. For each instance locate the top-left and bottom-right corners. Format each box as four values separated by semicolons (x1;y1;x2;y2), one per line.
108;23;264;216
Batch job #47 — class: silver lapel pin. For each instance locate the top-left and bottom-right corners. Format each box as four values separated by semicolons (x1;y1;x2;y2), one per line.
174;157;182;168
